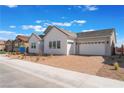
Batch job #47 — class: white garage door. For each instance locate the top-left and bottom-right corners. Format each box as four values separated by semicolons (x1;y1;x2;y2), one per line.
79;42;105;55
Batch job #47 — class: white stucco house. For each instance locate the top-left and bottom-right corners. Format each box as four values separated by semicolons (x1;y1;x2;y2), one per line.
28;26;116;56
28;33;44;55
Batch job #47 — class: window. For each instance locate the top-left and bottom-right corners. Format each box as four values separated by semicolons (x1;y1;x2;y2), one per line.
98;42;101;44
31;42;36;49
102;42;105;44
107;41;109;44
49;41;52;49
53;41;56;49
57;41;61;49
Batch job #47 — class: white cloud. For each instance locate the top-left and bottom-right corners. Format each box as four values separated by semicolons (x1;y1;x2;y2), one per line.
84;5;98;11
9;25;16;28
0;30;17;40
5;5;18;8
0;37;7;40
43;19;86;27
72;20;86;24
0;30;30;40
52;22;72;27
43;23;51;26
0;31;16;35
74;5;82;9
22;25;46;32
82;29;95;32
36;20;42;24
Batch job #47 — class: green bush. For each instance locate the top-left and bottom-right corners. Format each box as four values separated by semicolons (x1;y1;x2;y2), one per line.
0;51;6;54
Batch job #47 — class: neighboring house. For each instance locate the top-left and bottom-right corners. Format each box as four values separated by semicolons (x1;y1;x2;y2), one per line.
28;33;44;55
5;40;14;52
0;40;5;51
115;46;124;55
29;26;116;56
13;35;29;52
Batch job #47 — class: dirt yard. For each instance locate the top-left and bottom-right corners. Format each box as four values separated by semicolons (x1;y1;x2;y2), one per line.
7;54;124;81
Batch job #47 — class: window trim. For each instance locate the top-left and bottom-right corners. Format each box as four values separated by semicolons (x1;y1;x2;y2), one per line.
57;41;61;49
49;41;52;49
31;42;36;49
53;41;56;49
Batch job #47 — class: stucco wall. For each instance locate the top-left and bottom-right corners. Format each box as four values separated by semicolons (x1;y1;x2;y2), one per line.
0;45;5;50
44;27;68;55
29;35;43;54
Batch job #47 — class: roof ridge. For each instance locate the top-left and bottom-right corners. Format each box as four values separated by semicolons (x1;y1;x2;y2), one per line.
77;28;115;34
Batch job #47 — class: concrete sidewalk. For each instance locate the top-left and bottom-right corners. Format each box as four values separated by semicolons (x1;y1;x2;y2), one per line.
0;56;124;88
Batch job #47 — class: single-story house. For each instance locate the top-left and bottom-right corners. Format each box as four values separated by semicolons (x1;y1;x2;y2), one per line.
0;40;5;51
13;35;29;52
29;26;116;56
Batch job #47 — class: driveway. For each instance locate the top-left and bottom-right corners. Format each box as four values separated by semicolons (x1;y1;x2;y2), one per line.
0;55;124;88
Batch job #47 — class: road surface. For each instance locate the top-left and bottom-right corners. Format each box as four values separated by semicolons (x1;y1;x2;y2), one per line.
0;62;64;88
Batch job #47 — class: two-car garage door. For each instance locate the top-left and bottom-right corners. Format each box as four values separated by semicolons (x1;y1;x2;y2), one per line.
79;42;105;55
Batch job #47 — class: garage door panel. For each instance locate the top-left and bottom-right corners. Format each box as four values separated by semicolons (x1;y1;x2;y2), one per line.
79;43;105;55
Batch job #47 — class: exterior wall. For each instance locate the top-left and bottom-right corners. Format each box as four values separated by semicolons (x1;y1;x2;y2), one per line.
5;41;13;52
44;27;68;55
29;35;43;54
104;32;116;56
110;32;116;55
0;45;5;51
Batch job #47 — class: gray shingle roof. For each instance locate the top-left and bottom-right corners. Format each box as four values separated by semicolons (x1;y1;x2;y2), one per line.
77;28;115;38
44;26;77;38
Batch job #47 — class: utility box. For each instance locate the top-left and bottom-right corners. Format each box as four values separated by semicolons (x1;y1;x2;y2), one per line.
19;47;26;54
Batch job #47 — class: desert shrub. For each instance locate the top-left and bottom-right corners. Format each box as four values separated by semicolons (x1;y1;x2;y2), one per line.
42;58;46;61
35;56;40;62
114;62;119;70
0;51;6;54
18;54;24;59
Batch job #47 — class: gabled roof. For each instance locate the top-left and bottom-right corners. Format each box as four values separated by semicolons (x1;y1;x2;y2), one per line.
29;33;44;41
44;26;77;38
16;35;29;42
5;40;14;45
77;28;115;38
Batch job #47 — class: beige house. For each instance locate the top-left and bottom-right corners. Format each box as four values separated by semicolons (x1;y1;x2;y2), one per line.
29;26;116;56
0;40;5;51
13;35;29;52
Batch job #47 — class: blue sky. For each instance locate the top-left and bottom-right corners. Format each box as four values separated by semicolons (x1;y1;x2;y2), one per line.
0;5;124;46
